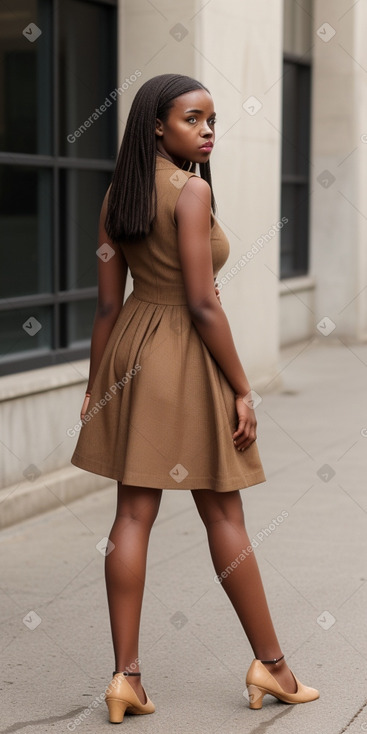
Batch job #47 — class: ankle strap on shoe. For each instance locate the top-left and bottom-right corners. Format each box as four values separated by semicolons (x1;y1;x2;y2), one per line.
113;670;141;676
260;654;284;664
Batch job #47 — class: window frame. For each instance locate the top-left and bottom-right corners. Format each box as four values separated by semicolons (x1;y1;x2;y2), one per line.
280;50;312;279
0;0;117;376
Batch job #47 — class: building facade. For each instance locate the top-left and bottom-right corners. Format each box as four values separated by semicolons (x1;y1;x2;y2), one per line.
0;0;366;526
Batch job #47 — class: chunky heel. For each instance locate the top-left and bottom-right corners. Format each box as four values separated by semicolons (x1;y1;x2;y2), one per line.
104;670;155;723
247;684;265;709
245;656;319;709
106;698;129;723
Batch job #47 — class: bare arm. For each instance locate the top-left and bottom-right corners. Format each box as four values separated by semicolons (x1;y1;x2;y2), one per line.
175;176;257;450
81;189;128;417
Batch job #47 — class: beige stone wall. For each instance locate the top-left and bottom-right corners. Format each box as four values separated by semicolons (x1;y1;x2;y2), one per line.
0;363;111;529
118;0;284;388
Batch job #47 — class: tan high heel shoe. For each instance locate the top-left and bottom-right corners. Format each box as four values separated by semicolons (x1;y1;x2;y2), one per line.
105;670;155;723
245;655;319;709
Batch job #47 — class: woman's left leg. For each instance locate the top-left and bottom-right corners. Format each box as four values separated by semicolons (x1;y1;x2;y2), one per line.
105;482;162;704
191;488;297;693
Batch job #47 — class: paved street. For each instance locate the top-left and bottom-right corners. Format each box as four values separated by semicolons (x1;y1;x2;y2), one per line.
1;336;367;734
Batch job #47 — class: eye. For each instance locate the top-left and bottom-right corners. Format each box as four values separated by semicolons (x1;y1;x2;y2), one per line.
209;117;217;125
186;116;197;123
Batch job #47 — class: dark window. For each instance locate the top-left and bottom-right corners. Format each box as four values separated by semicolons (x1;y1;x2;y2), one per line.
280;54;311;278
0;0;117;375
59;0;117;159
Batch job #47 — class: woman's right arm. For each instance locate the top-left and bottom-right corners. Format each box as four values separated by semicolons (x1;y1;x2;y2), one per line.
175;176;257;452
81;190;128;419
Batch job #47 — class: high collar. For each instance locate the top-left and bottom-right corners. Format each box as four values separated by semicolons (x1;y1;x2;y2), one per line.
155;153;189;170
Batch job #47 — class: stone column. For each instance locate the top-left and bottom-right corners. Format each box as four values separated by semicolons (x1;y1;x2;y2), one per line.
118;0;284;388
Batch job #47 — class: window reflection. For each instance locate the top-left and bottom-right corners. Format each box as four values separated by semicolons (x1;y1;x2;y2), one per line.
59;169;111;290
64;300;96;347
59;0;117;159
0;306;52;361
0;0;52;154
0;165;52;298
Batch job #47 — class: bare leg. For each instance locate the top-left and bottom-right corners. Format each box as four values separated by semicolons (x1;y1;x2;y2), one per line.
105;482;162;704
191;488;297;693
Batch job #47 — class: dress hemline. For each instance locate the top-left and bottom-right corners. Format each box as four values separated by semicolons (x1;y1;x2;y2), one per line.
70;453;267;493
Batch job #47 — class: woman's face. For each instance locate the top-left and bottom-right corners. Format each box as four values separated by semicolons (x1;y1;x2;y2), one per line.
155;88;216;167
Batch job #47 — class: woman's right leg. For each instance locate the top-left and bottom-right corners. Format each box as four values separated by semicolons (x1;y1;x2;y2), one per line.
104;482;162;704
191;488;297;693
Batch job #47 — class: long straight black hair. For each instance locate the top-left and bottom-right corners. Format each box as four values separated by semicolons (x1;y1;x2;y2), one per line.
105;73;216;242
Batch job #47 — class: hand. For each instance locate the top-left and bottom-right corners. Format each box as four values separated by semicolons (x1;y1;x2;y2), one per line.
80;394;91;422
214;282;222;306
232;395;257;451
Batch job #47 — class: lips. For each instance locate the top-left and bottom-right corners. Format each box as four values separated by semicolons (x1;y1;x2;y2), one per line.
199;142;213;150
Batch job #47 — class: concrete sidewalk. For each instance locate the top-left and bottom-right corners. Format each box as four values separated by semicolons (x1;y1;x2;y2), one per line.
1;336;367;734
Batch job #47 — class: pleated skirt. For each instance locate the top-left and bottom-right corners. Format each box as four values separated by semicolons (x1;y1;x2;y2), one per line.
71;287;266;492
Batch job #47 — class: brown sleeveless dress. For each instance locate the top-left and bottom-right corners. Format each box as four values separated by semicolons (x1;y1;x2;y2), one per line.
71;154;266;491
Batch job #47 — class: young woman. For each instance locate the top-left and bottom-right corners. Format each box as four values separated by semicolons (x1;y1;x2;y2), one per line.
71;73;319;723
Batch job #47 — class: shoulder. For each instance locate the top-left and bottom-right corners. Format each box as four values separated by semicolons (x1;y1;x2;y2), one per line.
175;175;211;221
180;174;210;197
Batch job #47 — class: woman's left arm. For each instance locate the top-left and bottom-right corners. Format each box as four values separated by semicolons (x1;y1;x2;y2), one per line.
81;190;128;418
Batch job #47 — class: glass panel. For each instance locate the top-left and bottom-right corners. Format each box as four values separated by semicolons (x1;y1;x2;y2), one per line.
0;305;52;363
65;300;95;347
280;183;309;278
298;64;311;177
281;61;297;177
59;0;117;158
59;168;111;290
0;0;52;154
0;165;52;298
282;61;311;177
280;183;295;277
